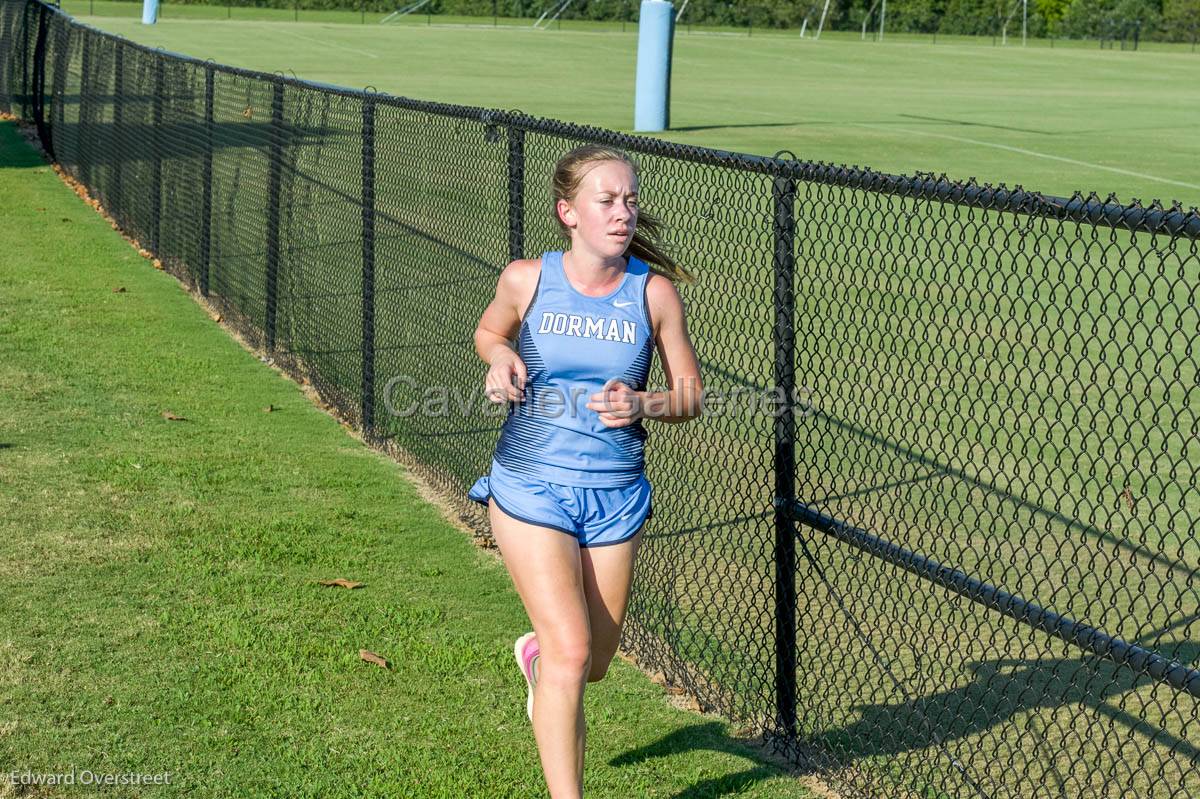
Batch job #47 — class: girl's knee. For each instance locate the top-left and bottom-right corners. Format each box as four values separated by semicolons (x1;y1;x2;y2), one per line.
540;639;593;682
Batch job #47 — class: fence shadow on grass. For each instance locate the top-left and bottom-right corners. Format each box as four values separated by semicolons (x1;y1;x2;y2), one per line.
0;117;45;166
610;721;804;799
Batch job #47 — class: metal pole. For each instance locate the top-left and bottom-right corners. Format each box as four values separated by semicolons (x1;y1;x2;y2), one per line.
878;0;885;41
79;33;92;185
150;64;164;254
771;170;798;743
50;17;70;156
31;3;50;157
265;80;284;351
816;0;830;38
199;65;214;297
360;97;377;438
507;125;525;261
1022;0;1027;46
111;42;125;222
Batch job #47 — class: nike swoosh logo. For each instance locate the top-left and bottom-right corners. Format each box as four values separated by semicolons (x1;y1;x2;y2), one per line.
613;300;634;308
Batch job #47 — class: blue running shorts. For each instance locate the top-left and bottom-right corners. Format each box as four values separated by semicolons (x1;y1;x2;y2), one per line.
468;458;653;548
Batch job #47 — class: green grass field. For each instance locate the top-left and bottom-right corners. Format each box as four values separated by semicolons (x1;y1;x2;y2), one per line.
63;0;1200;210
0;117;825;797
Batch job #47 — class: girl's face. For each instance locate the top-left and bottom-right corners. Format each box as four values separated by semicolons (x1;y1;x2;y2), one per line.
557;160;639;260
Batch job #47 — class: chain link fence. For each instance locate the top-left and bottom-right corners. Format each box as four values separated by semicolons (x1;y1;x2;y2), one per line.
3;1;1199;795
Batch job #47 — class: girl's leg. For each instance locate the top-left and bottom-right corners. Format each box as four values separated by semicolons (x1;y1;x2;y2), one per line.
488;500;591;799
580;529;645;683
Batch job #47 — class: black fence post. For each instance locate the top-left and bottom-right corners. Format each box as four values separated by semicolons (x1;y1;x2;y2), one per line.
49;20;69;157
360;97;376;437
31;2;50;157
18;2;31;118
78;32;91;185
199;64;214;297
111;41;124;224
506;124;525;261
771;169;798;742
150;63;164;254
265;79;284;351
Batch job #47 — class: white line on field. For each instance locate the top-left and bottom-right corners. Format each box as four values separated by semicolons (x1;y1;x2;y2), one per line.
850;122;1200;192
275;27;380;58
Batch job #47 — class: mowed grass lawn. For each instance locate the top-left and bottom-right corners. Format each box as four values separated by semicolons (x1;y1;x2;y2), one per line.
65;0;1200;209
0;119;814;797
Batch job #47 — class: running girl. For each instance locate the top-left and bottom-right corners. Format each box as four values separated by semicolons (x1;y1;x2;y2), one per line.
468;143;703;797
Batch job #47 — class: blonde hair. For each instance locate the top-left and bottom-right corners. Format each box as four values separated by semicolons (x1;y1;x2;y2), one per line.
550;144;695;285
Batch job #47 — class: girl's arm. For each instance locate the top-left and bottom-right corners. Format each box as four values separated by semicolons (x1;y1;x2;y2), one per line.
475;260;537;403
640;274;703;424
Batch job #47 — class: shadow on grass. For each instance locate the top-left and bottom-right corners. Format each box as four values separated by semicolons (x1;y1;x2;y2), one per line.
896;112;1057;135
794;613;1200;797
669;122;806;133
612;630;1198;797
0;119;46;168
611;721;806;798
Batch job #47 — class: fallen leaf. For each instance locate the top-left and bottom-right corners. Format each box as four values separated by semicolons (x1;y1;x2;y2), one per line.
1122;486;1135;512
318;578;364;589
359;649;389;669
213;314;223;323
153;259;164;270
243;105;253;119
161;410;187;421
112;287;126;293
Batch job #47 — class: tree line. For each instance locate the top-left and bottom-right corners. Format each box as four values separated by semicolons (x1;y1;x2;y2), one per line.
170;0;1200;41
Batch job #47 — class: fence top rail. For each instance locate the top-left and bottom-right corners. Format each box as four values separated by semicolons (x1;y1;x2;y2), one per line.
30;0;1200;240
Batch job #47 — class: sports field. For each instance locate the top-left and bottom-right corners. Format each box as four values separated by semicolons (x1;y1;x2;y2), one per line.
65;0;1200;210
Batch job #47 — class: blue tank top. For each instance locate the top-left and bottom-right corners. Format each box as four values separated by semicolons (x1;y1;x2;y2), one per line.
493;250;655;488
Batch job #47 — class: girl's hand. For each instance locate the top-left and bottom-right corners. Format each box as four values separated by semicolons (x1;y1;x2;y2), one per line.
587;378;643;428
485;349;527;404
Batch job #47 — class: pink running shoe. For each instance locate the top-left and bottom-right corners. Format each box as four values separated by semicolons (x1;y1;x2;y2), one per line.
514;631;540;721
